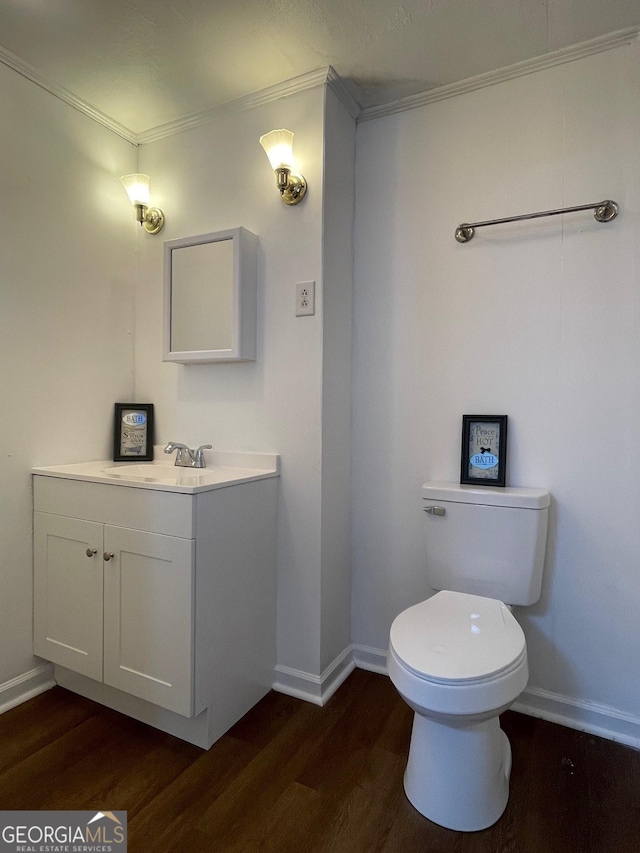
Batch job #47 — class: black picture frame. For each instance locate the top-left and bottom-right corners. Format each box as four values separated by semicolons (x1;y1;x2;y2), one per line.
460;415;508;487
113;403;155;462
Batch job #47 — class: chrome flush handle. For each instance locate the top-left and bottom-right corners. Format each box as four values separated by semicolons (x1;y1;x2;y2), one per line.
423;506;446;516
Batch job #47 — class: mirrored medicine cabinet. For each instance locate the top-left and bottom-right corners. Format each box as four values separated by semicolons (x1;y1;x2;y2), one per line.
163;227;258;363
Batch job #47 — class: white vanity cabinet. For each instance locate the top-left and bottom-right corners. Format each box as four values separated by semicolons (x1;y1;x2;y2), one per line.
34;509;194;716
32;454;279;749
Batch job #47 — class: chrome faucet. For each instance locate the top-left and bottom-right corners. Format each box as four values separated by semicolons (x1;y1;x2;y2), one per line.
164;442;212;468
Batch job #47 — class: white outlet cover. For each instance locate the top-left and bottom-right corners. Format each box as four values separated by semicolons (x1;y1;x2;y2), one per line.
296;280;315;317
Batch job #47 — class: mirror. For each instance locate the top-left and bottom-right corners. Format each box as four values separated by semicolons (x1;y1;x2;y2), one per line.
163;227;257;363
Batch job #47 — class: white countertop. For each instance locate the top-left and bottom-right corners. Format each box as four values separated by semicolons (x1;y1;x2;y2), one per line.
32;448;280;494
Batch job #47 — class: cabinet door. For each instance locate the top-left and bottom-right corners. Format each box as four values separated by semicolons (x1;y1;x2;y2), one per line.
103;526;194;717
33;512;103;680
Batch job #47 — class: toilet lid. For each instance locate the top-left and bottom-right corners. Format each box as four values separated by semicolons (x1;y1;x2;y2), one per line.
390;590;526;683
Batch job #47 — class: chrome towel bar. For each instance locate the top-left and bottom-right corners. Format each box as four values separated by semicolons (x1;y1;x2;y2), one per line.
455;199;618;243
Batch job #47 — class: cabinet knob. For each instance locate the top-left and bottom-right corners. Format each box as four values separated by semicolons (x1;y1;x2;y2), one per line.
86;548;97;557
103;552;115;561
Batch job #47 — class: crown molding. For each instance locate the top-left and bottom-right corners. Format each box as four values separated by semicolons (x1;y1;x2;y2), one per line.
136;67;332;145
359;26;640;123
0;44;138;144
0;44;332;145
3;25;637;143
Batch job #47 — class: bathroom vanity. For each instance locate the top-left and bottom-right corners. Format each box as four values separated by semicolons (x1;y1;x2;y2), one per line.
32;449;279;749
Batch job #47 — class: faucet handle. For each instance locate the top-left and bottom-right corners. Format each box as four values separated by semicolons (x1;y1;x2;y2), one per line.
194;444;212;468
194;445;212;467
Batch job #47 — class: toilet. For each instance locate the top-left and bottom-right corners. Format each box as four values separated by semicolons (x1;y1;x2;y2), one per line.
388;481;550;832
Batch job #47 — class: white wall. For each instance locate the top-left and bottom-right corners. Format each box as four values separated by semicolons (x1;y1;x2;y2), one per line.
0;64;137;686
135;86;335;678
352;40;640;719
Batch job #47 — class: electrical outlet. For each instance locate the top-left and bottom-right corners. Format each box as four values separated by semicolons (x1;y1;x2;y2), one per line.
296;280;315;317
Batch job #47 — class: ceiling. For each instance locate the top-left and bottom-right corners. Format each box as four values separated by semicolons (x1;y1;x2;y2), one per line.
0;0;638;135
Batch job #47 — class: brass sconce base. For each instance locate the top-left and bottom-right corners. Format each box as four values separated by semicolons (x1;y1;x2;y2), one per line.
134;203;165;234
275;167;307;205
142;207;165;234
280;173;307;205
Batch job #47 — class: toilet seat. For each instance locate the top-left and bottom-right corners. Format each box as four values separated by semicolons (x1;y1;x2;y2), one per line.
388;590;529;718
390;590;526;685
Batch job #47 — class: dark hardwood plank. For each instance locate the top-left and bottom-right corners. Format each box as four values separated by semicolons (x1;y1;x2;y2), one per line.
128;735;258;851
0;696;198;813
0;688;96;774
1;672;639;853
193;701;347;848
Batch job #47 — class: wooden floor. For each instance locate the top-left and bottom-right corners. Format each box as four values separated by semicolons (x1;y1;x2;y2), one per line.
1;669;639;852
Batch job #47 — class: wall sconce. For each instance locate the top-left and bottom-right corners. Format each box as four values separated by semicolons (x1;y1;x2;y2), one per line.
259;129;307;205
119;173;165;234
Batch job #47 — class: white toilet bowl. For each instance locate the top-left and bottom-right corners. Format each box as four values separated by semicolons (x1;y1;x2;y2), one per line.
388;590;529;831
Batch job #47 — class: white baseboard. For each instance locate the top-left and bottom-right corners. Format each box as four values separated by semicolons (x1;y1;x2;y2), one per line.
273;646;355;706
352;643;640;751
513;686;640;751
352;643;389;674
0;663;56;715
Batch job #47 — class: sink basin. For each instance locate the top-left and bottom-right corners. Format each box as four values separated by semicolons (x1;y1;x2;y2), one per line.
32;448;280;494
102;464;207;484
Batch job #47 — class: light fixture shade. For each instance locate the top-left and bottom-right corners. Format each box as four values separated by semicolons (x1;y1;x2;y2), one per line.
120;173;151;206
259;129;295;171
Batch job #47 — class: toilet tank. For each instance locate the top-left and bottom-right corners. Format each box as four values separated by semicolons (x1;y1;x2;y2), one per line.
422;482;550;606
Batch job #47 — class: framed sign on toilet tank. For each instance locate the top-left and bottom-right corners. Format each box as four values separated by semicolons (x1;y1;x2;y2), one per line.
460;415;508;487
